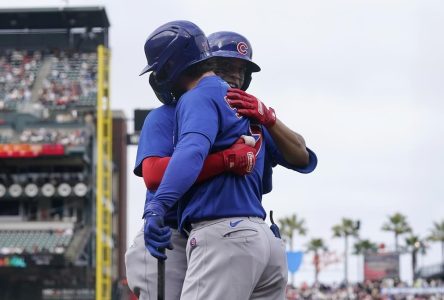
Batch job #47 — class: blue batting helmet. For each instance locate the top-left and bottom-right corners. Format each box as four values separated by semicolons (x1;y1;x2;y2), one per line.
140;20;212;105
208;31;260;90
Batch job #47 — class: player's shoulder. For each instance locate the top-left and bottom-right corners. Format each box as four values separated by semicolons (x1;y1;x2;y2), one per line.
148;104;175;118
179;75;228;105
143;104;175;125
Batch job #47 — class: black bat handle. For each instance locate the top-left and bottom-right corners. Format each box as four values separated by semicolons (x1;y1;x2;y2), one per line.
158;249;166;300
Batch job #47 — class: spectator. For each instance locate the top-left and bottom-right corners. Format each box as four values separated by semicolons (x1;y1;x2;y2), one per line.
285;279;444;300
19;128;89;146
0;50;41;110
38;51;97;107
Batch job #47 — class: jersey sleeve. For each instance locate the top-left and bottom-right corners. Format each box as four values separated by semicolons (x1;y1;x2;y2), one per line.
176;92;219;146
145;132;211;216
145;91;221;216
134;108;174;177
263;127;318;174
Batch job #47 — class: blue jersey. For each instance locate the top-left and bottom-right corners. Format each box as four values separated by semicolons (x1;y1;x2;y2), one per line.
136;76;318;228
171;76;318;229
143;75;265;227
134;105;178;226
171;76;263;228
134;105;175;176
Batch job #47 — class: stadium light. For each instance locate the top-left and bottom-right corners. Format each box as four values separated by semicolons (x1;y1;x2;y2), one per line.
0;184;6;198
8;183;23;198
57;183;72;197
24;183;39;198
41;183;56;197
73;182;88;197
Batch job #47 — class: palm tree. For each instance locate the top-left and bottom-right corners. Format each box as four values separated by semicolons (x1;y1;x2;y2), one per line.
353;239;378;282
353;239;378;256
428;220;444;265
381;212;412;252
278;214;307;251
332;218;360;284
405;235;427;282
306;238;328;284
278;214;307;285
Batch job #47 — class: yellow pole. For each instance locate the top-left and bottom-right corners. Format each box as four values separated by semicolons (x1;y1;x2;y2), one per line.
96;45;112;300
96;45;105;300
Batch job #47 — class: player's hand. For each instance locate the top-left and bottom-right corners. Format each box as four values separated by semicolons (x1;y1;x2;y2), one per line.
226;88;276;128
143;212;173;260
221;138;257;175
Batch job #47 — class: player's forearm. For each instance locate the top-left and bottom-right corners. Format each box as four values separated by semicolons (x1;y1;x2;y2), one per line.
145;133;210;216
142;152;227;190
142;157;170;190
196;153;226;183
267;119;309;166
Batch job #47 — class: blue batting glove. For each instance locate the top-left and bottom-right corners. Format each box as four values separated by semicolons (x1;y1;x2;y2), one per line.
143;212;173;260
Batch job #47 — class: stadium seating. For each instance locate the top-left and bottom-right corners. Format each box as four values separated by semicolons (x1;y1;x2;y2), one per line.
19;128;90;146
0;50;97;111
38;52;97;108
0;228;73;254
0;50;42;111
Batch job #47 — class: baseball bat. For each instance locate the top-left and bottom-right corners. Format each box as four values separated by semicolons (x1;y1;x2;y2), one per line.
157;249;165;300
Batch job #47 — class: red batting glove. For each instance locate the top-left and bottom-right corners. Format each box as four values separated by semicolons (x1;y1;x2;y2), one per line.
221;138;257;175
226;88;276;128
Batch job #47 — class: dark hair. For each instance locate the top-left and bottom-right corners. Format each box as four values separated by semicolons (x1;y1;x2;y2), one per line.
181;57;217;80
171;58;217;97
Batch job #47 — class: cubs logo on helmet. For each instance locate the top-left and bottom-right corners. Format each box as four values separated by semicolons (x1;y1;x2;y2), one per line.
237;42;248;55
207;31;260;72
208;31;261;90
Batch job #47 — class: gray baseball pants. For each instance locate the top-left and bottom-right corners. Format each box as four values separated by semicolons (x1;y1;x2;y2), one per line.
180;217;288;300
125;226;187;300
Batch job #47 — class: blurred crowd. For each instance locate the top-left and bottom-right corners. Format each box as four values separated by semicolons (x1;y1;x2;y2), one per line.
0;49;97;110
0;50;41;110
19;128;89;146
0;128;89;147
286;279;444;300
0;49;95;147
38;51;97;107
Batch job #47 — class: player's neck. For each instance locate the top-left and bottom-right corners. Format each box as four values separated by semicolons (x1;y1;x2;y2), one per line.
186;71;215;90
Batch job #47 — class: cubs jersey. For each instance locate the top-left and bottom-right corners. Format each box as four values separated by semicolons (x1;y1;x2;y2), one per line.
168;76;263;229
135;76;317;227
134;105;178;226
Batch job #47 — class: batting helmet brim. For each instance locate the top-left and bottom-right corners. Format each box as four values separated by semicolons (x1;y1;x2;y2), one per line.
139;61;158;76
211;50;261;72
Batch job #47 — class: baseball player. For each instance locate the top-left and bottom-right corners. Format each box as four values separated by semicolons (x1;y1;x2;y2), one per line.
126;115;257;300
126;32;261;299
126;31;262;300
140;21;316;300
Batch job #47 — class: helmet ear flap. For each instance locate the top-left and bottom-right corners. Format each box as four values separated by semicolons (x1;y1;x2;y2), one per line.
149;73;176;105
149;73;186;105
